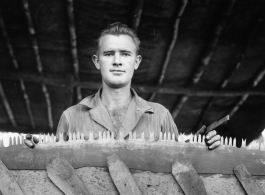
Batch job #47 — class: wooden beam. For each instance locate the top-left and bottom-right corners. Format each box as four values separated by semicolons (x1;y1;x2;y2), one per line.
229;63;265;117
149;0;188;102
1;71;265;97
2;140;265;175
131;0;145;33
21;0;53;130
0;11;35;128
0;82;17;127
67;0;82;102
171;0;236;119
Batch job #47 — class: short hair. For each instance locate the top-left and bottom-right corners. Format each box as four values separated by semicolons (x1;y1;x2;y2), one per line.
97;22;141;54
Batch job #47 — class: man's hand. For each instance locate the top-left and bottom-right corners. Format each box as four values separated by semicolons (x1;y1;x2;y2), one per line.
196;125;221;150
205;130;221;150
24;134;39;148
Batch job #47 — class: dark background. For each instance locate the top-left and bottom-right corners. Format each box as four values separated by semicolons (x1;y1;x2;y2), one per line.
0;0;265;145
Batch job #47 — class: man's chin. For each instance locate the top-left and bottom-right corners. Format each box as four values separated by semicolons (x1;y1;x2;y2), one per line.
106;81;130;89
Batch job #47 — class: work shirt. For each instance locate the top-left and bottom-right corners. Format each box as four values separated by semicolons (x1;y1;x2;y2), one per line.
56;88;179;141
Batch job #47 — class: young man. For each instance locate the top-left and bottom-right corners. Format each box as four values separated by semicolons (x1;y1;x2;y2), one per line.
54;22;221;149
26;22;221;149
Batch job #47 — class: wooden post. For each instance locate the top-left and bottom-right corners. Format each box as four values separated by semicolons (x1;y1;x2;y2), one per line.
107;153;142;195
172;154;208;195
46;157;91;195
0;159;24;195
234;164;265;195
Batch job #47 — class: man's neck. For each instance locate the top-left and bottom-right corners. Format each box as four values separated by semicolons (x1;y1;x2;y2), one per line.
101;83;132;110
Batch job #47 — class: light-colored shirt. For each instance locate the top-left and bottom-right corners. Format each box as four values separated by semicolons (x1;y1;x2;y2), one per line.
56;88;179;141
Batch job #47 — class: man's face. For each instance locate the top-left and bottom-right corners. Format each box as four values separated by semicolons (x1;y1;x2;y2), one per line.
92;35;142;88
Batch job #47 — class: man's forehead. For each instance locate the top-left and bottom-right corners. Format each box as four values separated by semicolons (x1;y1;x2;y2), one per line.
99;35;137;52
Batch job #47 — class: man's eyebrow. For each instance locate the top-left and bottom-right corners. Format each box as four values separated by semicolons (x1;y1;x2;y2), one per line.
103;50;114;53
120;50;132;53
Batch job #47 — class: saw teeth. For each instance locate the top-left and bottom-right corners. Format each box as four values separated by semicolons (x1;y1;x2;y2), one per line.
242;139;246;148
13;136;17;145
9;137;12;146
102;131;106;139
98;132;102;140
119;131;124;141
76;132;80;140
81;132;84;140
202;135;205;143
141;131;144;140
20;135;24;144
193;134;198;143
59;133;63;142
224;137;228;146
158;132;163;141
233;138;236;147
171;133;175;141
220;136;224;145
111;131;115;140
149;131;154;141
39;134;43;143
167;132;171;141
89;132;94;141
106;131;110;140
133;132;137;140
72;132;76;141
198;134;202;143
161;132;165;141
128;132;133;140
228;137;232;146
69;132;73;141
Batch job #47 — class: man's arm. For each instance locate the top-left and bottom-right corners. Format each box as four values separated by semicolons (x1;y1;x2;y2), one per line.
55;114;69;141
161;110;179;141
24;113;69;148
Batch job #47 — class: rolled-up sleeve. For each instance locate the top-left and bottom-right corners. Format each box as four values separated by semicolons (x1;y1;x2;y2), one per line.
161;110;179;140
56;113;69;141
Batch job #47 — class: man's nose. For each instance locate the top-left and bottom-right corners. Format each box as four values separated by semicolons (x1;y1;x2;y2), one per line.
113;53;122;66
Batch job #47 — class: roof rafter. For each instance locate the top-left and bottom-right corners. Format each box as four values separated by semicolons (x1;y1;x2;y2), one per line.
1;71;265;97
194;16;258;129
0;82;17;127
21;0;53;130
229;62;265;117
171;0;236;120
0;10;35;128
67;0;82;102
149;0;188;102
195;44;246;129
131;0;145;33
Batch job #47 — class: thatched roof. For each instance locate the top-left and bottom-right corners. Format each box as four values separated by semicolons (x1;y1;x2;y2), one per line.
0;0;265;143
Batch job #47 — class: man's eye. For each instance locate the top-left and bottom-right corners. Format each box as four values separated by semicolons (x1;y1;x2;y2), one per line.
122;53;130;56
104;53;113;56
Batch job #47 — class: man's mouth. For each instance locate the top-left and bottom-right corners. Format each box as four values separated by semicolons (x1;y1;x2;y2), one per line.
110;70;125;73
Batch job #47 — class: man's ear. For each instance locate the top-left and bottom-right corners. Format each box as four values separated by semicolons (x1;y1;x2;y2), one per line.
134;55;142;70
92;55;100;69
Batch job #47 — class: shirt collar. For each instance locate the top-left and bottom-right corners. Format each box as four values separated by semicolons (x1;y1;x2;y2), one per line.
79;88;154;136
79;88;154;113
